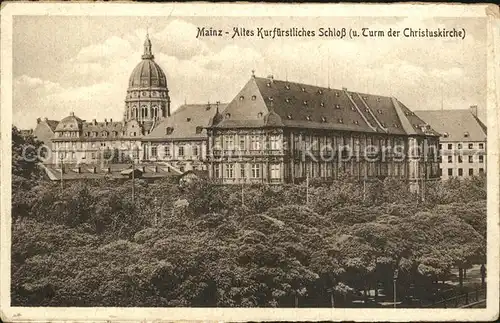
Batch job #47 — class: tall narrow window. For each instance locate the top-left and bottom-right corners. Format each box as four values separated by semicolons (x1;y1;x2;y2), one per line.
270;135;280;150
270;164;281;179
214;164;220;178
192;145;199;156
240;164;246;178
239;137;246;150
225;135;234;150
225;164;234;178
251;164;261;178
178;146;184;156
251;135;261;150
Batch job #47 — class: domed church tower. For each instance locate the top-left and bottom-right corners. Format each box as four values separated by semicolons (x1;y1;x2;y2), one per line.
124;33;170;132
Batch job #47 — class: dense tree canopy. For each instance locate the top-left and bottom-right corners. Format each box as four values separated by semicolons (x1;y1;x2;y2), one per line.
10;126;487;307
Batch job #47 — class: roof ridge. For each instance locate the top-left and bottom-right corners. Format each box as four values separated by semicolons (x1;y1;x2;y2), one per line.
391;97;417;135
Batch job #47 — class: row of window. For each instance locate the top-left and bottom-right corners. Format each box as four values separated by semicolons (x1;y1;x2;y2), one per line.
443;168;485;176
150;145;199;157
213;163;281;179
128;106;161;119
440;142;485;150
216;135;281;150
445;155;484;163
128;91;167;98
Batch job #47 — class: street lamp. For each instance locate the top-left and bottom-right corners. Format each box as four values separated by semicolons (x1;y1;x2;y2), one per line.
59;153;64;192
393;268;399;309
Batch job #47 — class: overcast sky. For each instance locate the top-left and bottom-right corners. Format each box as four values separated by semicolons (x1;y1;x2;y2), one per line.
13;15;487;129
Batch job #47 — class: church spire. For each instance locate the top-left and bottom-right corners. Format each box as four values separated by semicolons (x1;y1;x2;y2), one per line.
142;32;154;60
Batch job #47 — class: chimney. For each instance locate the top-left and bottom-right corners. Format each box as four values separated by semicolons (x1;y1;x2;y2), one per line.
470;105;478;117
70;112;75;117
104;118;108;124
37;117;41;124
92;119;97;125
110;118;112;123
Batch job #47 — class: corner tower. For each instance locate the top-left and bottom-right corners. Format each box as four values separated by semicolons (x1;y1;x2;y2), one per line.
124;33;170;132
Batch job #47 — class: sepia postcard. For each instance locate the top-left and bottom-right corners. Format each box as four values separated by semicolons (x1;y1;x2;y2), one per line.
1;2;499;322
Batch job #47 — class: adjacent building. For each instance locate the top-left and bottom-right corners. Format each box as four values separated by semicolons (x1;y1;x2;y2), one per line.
416;106;487;179
207;74;441;187
143;102;227;173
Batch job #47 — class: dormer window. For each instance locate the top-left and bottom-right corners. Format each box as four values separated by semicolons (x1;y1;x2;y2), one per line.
335;104;340;109
377;109;383;114
251;95;257;101
394;124;400;128
381;122;386;127
335;92;340;97
186;117;191;122
239;96;244;100
318;89;323;95
196;126;203;134
301;87;306;92
306;115;311;121
377;97;381;102
285;98;291;103
225;113;231;119
285;84;290;90
353;120;359;125
303;100;308;105
443;132;449;138
321;116;327;122
338;118;344;123
351;106;356;111
166;127;174;135
320;102;325;107
266;82;271;87
464;131;470;138
362;96;367;100
287;114;292;119
257;112;263;118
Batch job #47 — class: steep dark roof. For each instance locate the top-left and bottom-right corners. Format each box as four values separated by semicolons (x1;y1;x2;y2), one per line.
81;121;125;138
213;76;439;136
45;120;59;132
415;109;487;142
146;103;228;140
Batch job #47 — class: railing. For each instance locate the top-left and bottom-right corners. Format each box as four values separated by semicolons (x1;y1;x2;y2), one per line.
422;287;486;308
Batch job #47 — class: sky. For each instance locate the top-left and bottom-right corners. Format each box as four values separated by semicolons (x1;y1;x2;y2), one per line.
12;15;487;129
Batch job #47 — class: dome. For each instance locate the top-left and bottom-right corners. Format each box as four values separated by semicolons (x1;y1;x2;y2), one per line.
55;112;82;131
128;59;167;88
128;33;167;88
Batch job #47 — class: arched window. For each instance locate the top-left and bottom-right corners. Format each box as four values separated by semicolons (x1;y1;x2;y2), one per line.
141;106;148;118
153;106;158;118
132;106;138;119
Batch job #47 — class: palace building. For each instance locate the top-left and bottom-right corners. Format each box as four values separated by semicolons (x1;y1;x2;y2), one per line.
32;34;445;185
206;74;441;187
416;106;487;179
